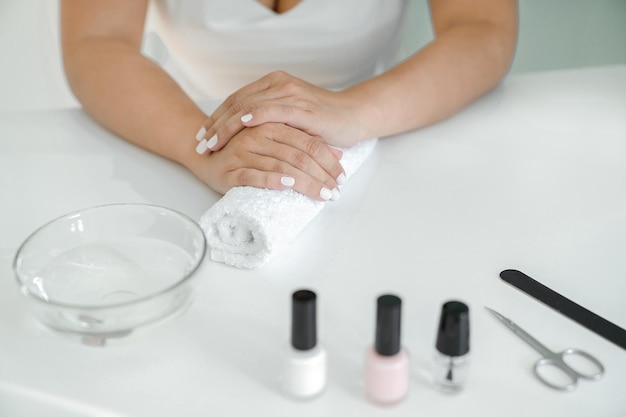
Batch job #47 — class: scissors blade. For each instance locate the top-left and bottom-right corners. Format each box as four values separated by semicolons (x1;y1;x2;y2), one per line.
485;307;553;357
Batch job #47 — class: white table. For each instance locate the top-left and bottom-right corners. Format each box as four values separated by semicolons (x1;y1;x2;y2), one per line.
1;65;625;416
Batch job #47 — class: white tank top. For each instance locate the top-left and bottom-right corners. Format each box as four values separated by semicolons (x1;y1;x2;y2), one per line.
146;0;408;100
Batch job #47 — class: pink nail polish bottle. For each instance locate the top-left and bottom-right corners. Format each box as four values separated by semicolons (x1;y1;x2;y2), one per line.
364;294;409;405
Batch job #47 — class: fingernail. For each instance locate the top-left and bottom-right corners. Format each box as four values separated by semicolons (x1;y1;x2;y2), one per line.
320;187;333;201
281;176;295;187
329;145;344;158
241;113;253;123
331;187;341;201
195;126;206;142
207;134;218;150
195;139;208;154
336;173;346;186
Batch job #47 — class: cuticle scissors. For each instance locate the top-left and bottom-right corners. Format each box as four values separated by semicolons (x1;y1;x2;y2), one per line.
485;307;604;391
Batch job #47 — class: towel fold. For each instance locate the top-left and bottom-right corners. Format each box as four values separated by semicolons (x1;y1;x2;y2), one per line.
199;139;377;268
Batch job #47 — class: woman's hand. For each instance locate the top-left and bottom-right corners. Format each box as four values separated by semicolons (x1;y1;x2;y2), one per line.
195;71;369;153
192;122;346;201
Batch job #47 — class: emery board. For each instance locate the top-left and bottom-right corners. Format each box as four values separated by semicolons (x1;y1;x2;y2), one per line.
500;269;626;351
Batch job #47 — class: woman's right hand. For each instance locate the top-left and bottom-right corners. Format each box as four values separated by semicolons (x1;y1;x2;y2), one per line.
191;122;346;202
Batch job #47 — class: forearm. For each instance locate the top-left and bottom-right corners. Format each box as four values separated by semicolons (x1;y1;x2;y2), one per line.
63;38;206;170
345;19;517;141
60;0;346;201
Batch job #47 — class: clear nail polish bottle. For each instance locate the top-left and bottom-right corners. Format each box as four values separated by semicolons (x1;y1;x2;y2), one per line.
433;301;470;392
283;289;326;400
364;294;409;405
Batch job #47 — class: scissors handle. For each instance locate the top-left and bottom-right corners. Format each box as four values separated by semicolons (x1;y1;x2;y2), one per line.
560;348;605;380
533;348;604;391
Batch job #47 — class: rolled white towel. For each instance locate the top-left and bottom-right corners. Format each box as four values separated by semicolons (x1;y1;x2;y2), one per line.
199;139;377;268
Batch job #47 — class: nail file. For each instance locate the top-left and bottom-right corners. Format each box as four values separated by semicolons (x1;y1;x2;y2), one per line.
500;269;626;351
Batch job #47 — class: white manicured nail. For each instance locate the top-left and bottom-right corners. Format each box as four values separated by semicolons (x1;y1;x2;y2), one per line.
281;176;295;187
207;134;218;150
331;187;340;201
195;126;206;142
195;139;208;154
320;187;333;201
241;113;253;123
336;173;346;186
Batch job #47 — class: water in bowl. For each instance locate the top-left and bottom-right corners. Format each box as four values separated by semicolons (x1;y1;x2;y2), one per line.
28;237;195;307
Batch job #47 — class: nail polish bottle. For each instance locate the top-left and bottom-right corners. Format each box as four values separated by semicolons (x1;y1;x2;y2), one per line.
364;294;409;405
283;289;326;399
433;300;470;392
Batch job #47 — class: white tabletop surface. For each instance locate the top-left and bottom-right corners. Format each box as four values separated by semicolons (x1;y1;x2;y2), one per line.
1;65;625;416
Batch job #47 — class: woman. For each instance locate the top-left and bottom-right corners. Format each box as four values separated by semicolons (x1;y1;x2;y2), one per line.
60;0;517;201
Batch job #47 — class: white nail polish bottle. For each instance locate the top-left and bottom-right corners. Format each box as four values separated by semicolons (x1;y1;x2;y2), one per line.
283;289;327;400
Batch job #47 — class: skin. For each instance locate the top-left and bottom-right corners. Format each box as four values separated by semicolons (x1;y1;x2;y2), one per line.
60;0;518;200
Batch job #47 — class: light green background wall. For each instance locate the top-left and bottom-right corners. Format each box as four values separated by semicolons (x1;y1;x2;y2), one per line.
401;0;626;73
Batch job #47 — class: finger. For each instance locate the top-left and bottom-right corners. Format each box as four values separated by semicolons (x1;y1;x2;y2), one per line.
207;72;304;151
227;129;341;201
240;106;344;162
237;130;335;188
210;124;342;201
328;146;344;161
203;103;260;153
194;117;219;155
240;103;321;139
200;102;263;153
195;136;219;155
263;141;342;200
196;113;258;155
208;97;295;153
224;168;297;192
225;158;340;202
210;75;274;122
265;125;345;187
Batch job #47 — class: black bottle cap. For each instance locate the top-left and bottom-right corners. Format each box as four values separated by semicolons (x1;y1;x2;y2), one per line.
375;294;402;356
291;289;317;350
436;301;470;356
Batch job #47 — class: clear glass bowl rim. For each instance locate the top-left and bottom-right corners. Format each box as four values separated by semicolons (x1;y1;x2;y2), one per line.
12;203;207;311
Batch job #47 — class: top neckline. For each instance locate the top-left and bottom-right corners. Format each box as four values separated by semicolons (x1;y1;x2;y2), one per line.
252;0;305;17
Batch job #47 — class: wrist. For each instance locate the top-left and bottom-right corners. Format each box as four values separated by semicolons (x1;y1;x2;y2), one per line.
175;115;210;172
337;85;381;144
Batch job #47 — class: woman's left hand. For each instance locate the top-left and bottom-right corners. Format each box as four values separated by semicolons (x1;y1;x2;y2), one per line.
196;71;369;152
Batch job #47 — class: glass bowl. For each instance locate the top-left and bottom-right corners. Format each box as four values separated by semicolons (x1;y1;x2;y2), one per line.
13;203;206;346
